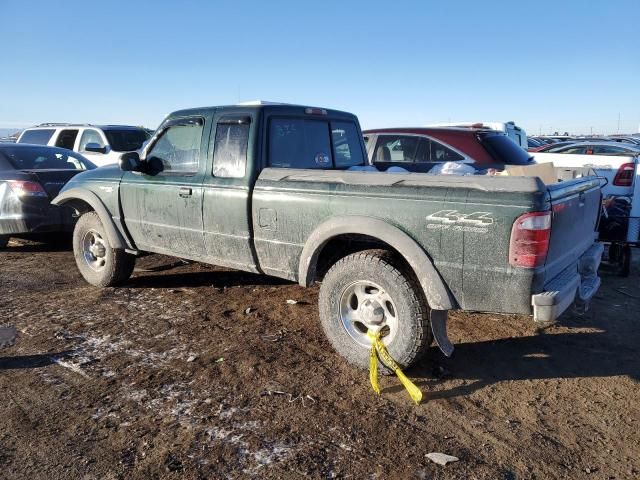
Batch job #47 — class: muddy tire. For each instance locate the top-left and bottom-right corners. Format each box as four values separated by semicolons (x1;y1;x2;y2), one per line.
0;235;9;249
319;249;432;371
73;212;135;287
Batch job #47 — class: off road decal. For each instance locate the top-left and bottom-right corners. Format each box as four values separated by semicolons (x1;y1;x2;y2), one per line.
426;210;494;233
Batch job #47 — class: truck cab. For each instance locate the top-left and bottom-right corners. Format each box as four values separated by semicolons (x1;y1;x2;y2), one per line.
115;102;366;268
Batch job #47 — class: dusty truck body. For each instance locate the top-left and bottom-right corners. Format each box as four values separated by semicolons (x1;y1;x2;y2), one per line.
52;102;603;369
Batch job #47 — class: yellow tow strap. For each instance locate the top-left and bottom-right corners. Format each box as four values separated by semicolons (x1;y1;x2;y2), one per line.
367;330;423;405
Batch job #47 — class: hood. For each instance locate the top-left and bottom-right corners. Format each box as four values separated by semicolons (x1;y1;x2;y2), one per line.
57;164;125;200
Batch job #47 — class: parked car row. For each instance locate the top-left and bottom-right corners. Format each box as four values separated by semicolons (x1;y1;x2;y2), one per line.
528;134;640;152
16;123;151;167
0;144;96;248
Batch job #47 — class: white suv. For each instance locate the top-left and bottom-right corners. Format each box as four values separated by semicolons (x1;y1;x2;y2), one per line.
17;124;152;167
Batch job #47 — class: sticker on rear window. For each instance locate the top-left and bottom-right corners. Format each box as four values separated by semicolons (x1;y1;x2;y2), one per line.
315;152;330;166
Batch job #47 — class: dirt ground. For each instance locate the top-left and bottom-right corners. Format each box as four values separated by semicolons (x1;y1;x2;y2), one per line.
0;237;638;480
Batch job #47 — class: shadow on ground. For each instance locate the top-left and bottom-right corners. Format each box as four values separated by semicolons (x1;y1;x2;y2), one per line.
395;302;640;399
126;269;293;289
0;352;71;370
3;235;72;253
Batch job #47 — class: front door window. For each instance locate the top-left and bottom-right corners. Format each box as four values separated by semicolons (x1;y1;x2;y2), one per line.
147;122;203;174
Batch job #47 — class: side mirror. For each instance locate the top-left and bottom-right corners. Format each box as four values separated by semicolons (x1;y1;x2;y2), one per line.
85;143;107;154
119;152;143;172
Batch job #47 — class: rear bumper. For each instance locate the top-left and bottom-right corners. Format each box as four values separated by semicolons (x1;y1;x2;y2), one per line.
531;242;603;323
0;204;76;235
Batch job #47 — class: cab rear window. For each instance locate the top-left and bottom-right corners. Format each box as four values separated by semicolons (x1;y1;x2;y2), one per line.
18;129;55;145
268;118;364;169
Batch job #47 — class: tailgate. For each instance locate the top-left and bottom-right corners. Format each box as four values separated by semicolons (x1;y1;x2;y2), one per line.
544;177;602;283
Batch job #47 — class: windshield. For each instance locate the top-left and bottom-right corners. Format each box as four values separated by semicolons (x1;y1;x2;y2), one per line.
0;146;95;170
103;129;150;152
480;133;533;166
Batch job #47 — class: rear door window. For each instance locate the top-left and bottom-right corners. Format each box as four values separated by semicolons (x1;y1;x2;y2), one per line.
373;135;420;163
212;117;250;178
18;129;55;145
416;138;465;162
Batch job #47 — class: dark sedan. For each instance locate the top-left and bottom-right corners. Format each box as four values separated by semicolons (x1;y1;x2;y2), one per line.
0;144;95;248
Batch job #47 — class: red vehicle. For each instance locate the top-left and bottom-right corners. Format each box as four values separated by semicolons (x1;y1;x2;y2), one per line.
363;127;533;173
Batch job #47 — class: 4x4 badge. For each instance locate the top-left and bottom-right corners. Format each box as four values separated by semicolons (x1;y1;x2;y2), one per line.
426;210;494;225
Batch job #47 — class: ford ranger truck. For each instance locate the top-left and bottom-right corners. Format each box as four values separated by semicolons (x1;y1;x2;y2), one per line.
52;102;603;370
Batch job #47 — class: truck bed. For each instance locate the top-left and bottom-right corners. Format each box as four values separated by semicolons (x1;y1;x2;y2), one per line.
252;169;601;317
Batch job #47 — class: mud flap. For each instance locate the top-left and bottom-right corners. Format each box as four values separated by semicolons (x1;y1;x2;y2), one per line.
431;310;454;357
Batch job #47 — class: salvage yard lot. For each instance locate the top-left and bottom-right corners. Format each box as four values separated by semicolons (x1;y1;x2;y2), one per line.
0;238;638;479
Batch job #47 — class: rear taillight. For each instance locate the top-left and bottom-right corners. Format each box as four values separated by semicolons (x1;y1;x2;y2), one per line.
612;162;635;187
7;180;48;198
509;211;551;268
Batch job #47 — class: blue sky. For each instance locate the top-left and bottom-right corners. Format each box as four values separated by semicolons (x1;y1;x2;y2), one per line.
1;0;638;135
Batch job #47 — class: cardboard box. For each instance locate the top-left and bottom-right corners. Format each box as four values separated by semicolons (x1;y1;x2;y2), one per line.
499;162;557;185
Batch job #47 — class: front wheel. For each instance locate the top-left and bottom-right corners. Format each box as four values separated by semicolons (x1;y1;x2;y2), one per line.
72;212;135;287
319;249;432;371
0;235;9;249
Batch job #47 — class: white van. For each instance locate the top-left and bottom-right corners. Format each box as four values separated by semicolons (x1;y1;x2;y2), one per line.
427;121;527;149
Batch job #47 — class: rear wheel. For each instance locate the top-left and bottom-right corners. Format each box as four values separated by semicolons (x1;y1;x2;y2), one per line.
73;212;135;287
319;249;432;371
0;235;8;249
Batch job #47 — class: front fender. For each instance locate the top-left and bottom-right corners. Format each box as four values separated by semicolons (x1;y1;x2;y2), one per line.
52;188;130;250
298;215;455;311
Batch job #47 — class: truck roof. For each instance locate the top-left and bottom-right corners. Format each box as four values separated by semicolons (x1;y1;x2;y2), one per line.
168;103;358;120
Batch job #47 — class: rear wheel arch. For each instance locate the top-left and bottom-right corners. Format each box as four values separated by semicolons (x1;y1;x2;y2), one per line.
298;216;455;311
52;188;130;250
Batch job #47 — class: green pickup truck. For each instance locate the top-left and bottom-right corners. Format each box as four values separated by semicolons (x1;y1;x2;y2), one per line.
52;102;603;370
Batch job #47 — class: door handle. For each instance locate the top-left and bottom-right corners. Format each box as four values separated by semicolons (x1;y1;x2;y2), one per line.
179;187;192;198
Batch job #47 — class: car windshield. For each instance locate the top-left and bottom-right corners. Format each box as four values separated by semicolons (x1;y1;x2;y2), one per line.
103;129;150;152
480;133;533;165
0;146;95;170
